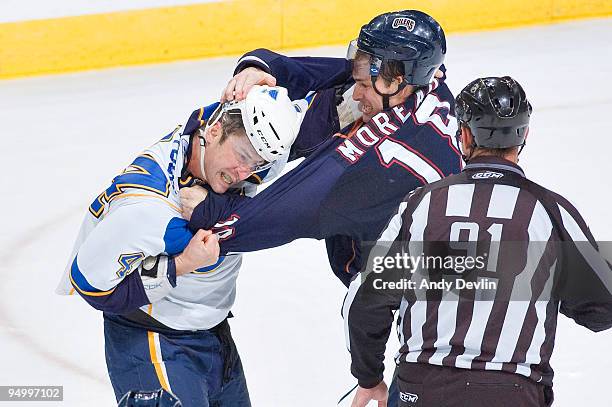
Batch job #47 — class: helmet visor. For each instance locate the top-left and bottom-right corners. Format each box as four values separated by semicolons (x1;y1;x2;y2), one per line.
223;101;274;172
228;130;273;173
347;38;387;80
204;101;273;173
346;39;359;60
249;161;274;173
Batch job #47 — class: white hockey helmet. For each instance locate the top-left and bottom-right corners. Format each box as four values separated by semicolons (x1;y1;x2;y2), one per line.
225;85;304;163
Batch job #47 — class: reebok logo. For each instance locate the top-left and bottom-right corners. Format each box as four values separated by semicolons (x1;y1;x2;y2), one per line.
400;391;419;403
472;171;504;179
392;17;415;32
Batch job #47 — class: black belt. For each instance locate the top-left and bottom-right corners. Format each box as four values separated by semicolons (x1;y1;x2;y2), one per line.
119;309;233;334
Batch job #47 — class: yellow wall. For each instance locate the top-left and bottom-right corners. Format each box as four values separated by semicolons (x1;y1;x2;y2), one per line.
1;0;610;79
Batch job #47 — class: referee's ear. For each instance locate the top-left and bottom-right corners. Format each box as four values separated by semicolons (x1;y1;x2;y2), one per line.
459;126;474;156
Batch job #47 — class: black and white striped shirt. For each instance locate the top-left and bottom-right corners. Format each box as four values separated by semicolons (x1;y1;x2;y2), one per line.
345;156;612;389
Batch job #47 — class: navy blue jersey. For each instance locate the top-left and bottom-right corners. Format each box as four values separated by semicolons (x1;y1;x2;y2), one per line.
189;50;463;285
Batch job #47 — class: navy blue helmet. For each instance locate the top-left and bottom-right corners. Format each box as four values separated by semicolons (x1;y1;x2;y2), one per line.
349;10;446;87
117;389;182;407
456;76;532;149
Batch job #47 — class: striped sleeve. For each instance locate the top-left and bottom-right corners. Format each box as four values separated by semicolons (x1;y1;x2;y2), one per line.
554;196;612;332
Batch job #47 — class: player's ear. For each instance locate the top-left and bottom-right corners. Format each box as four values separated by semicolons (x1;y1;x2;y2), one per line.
387;75;404;93
205;121;222;144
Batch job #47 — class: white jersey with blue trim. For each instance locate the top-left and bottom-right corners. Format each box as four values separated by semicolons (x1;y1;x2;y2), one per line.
56;125;285;330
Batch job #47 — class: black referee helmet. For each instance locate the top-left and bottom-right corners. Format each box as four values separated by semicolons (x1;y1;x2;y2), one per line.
455;76;532;149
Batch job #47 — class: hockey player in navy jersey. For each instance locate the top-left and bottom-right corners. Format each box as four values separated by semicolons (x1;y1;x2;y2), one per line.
56;86;306;407
183;10;463;287
177;10;461;405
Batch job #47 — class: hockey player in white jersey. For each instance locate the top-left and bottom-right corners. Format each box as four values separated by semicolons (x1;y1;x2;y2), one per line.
56;85;305;407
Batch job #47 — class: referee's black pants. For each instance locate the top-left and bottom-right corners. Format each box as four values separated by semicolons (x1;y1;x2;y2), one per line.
395;363;553;407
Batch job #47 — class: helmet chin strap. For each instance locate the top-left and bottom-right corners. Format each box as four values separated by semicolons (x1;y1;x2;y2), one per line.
198;135;207;180
371;76;405;109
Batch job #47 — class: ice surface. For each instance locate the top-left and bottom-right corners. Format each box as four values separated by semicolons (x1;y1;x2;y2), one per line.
1;18;610;406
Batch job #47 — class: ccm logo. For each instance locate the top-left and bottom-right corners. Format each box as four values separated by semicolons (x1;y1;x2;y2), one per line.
257;130;271;148
472;171;504;179
400;392;419;403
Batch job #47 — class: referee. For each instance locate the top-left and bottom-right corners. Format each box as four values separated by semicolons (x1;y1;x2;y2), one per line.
345;77;612;407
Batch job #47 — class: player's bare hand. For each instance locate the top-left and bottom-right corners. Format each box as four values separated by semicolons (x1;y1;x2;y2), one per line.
174;229;220;276
180;185;208;221
434;69;444;79
350;382;388;407
221;67;277;102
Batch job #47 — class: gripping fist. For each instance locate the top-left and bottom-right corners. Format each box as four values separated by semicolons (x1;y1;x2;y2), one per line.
179;185;209;221
221;67;277;102
175;229;220;276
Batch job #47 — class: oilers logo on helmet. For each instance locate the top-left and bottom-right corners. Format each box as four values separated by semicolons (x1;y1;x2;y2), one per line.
392;17;415;31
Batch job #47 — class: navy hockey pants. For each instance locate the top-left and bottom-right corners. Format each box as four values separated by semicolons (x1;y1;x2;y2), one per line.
104;314;251;407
